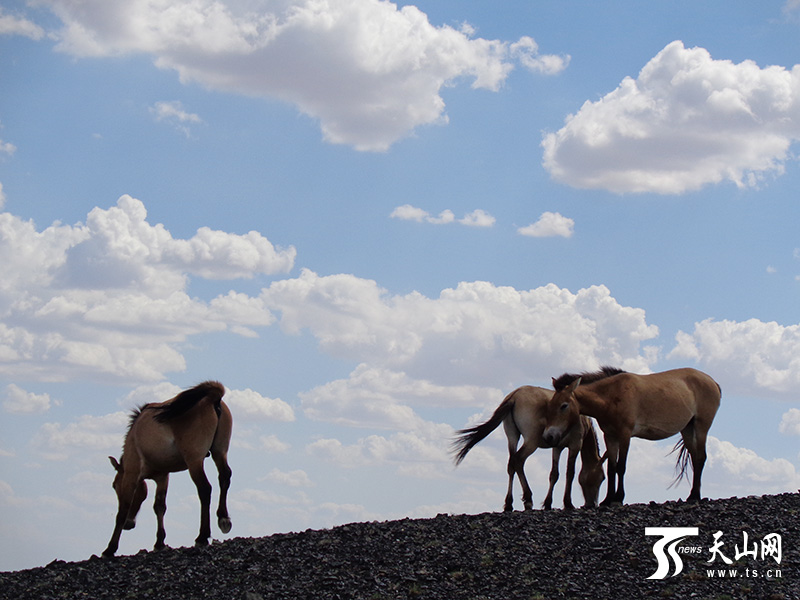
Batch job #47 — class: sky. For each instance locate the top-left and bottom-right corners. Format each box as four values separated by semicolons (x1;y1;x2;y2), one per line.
1;0;799;572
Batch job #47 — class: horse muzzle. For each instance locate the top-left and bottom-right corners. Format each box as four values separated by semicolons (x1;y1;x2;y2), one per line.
541;427;562;448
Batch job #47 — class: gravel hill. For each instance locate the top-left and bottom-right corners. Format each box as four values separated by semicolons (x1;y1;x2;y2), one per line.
2;493;797;600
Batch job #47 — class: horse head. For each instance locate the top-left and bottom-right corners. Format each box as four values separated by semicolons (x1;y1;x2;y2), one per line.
108;456;147;530
542;376;582;448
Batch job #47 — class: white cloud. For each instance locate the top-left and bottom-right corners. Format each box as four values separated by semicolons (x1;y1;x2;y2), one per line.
389;204;430;222
705;436;800;492
264;468;313;488
0;139;15;157
670;318;800;395
510;36;570;75
263;269;659;388
36;0;566;151
225;387;295;422
390;204;490;227
259;434;290;453
32;411;129;461
0;194;292;382
306;425;454;476
779;408;800;435
517;211;574;238
2;384;55;414
0;8;45;39
542;41;800;194
300;363;500;430
458;209;495;228
149;100;203;137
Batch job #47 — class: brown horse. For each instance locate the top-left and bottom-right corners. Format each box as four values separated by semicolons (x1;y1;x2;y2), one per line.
452;386;606;511
102;381;233;557
542;367;721;505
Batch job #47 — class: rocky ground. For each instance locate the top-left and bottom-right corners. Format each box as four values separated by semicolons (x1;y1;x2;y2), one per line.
2;493;797;600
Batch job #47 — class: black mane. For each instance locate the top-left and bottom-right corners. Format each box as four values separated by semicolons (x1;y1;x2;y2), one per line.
552;366;626;391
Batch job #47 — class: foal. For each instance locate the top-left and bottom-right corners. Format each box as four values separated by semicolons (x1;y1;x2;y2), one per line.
453;386;605;511
103;381;233;557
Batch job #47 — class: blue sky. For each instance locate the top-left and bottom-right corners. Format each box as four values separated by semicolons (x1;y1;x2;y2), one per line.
1;0;799;571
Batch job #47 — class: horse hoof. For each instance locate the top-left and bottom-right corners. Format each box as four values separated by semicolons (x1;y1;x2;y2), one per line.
218;517;232;534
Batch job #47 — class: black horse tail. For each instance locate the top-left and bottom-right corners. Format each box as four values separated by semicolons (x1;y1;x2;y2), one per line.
451;392;516;466
669;438;691;489
153;381;225;423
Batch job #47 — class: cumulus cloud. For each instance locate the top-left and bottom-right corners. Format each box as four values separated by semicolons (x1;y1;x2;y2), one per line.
2;384;55;414
32;411;129;461
265;468;313;488
34;0;567;151
226;387;295;422
542;41;800;194
263;269;659;388
0;195;293;382
300;363;500;430
390;204;493;227
705;436;800;492
670;318;800;395
779;408;800;435
517;211;574;238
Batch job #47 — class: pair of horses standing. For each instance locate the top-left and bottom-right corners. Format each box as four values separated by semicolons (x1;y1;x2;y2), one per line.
453;367;721;510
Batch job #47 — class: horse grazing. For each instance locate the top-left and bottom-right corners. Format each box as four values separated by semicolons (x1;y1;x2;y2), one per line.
542;367;721;505
452;386;606;511
103;381;233;558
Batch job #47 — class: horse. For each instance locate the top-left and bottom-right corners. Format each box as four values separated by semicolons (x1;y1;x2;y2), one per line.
102;381;233;557
452;386;606;511
541;367;721;505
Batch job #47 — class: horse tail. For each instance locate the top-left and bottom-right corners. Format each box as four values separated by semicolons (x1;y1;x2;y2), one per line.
153;381;226;423
451;392;516;466
669;438;691;489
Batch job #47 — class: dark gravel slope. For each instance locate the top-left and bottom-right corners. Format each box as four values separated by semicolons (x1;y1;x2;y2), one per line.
2;493;797;600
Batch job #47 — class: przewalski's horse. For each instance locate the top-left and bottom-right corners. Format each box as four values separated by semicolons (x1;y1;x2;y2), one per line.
452;386;606;511
103;381;233;557
542;367;721;506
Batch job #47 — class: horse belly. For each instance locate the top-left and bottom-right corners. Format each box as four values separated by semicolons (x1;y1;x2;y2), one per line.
140;434;188;474
632;412;692;440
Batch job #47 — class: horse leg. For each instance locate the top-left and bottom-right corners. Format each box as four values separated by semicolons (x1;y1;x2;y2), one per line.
600;438;619;507
543;447;563;511
682;423;708;503
562;444;579;511
152;474;169;550
613;438;630;504
503;423;521;512
102;475;145;558
514;440;538;510
211;450;232;533
187;459;213;547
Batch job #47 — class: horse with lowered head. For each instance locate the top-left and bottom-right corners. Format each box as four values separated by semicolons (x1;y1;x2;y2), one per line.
103;381;233;557
542;367;721;505
452;385;606;511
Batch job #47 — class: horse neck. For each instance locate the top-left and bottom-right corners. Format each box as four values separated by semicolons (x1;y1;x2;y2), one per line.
574;388;608;421
579;420;601;465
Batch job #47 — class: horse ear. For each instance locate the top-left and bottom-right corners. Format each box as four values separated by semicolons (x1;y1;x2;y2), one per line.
109;456;121;472
568;377;582;392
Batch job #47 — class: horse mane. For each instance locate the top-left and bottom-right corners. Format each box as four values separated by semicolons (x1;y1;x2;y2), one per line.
153;381;226;423
552;366;626;391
